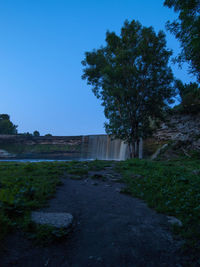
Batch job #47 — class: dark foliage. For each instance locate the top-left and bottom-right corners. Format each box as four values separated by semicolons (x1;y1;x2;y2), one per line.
82;20;175;157
0;114;17;135
164;0;200;82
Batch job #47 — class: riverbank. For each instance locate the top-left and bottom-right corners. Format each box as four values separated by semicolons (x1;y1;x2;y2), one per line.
0;157;199;265
0;134;166;160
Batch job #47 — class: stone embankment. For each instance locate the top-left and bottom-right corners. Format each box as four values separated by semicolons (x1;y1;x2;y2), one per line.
154;113;200;151
0;135;85;159
0;135;84;145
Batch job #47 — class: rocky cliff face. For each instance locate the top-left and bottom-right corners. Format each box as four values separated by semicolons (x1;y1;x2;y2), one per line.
154;113;200;151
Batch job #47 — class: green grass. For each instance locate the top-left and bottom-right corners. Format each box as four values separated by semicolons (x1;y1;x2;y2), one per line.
24;223;71;245
0;159;114;245
65;159;114;176
1;156;200;262
117;156;200;260
87;159;114;171
0;161;74;244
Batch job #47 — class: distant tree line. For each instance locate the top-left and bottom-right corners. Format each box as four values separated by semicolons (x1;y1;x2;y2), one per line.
21;132;52;137
0;114;18;135
0;114;52;136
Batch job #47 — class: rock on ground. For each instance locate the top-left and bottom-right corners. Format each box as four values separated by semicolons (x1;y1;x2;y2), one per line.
31;212;73;228
167;216;183;227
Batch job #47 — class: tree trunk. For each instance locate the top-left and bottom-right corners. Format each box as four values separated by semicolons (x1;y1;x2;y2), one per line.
134;141;138;158
129;138;143;159
129;142;135;158
136;139;140;158
139;137;143;159
129;140;138;158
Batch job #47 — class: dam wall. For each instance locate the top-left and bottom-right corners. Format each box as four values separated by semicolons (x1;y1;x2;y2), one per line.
0;134;129;160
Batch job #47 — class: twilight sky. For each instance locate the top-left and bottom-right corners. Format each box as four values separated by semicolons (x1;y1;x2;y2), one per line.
0;0;196;136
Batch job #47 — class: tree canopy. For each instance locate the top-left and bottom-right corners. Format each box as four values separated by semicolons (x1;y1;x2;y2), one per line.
82;20;175;157
175;80;200;113
0;114;18;135
164;0;200;82
33;130;40;137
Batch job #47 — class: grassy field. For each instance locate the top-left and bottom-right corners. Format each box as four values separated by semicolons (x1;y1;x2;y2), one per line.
0;160;111;244
0;161;67;243
0;157;200;261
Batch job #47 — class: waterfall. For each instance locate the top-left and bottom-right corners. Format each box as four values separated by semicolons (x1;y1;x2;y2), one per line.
119;141;128;160
87;135;129;160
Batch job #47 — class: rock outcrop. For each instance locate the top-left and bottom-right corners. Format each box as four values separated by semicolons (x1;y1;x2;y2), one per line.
154;113;200;151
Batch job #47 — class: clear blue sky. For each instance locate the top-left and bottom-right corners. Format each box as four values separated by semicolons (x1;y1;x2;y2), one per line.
0;0;196;136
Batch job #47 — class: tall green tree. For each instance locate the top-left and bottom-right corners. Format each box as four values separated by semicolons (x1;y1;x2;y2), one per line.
0;114;18;134
164;0;200;82
82;20;175;157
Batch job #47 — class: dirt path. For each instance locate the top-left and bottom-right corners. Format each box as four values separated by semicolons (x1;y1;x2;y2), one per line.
1;170;183;267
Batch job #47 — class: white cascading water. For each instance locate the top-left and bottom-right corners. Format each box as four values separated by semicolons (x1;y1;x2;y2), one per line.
87;135;129;160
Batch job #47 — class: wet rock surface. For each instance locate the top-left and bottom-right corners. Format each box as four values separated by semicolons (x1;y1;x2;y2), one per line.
0;169;184;267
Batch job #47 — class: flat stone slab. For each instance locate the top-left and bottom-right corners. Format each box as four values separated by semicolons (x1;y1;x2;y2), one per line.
167;216;182;227
31;212;73;228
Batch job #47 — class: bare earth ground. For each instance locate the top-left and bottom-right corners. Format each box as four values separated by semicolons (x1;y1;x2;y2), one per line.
0;168;184;267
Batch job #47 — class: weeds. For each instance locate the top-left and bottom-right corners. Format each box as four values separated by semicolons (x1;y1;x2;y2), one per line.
1;156;200;262
0;162;67;244
117;156;200;258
